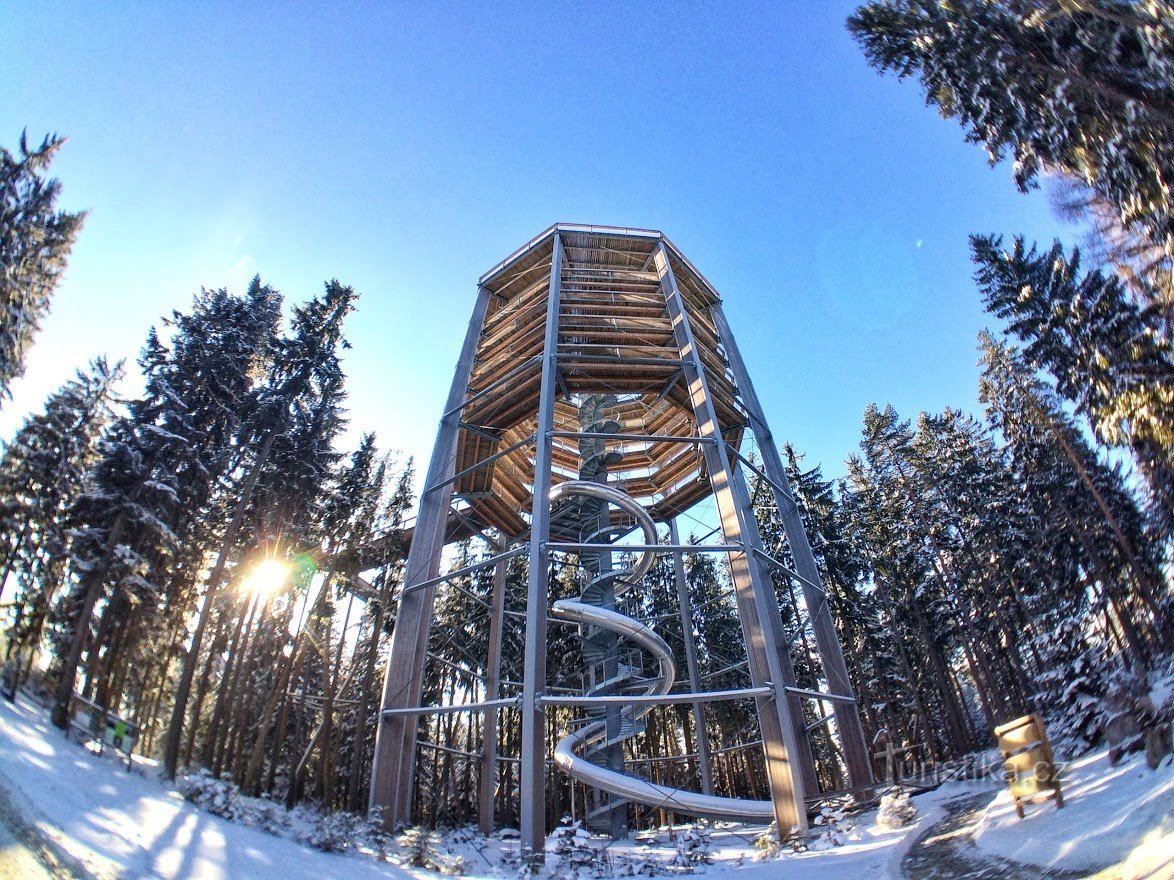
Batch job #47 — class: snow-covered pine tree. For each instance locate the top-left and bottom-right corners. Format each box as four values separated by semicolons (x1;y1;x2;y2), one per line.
979;333;1165;677
835;481;926;758
1049;176;1173;325
849;404;977;756
973;234;1174;538
847;0;1174;256
780;446;917;766
91;281;283;713
162;280;356;780
0;131;86;403
0;358;121;692
51;280;284;729
223;309;354;800
917;412;1029;713
48;403;183;728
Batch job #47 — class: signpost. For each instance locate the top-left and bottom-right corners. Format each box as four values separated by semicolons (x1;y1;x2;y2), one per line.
69;693;139;771
994;713;1064;818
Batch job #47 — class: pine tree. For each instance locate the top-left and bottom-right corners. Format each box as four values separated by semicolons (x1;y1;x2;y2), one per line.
49;402;183;727
1049;176;1173;323
978;332;1166;661
0;358;121;692
0;131;86;402
89;281;283;704
847;1;1174;255
162;280;357;779
973;234;1174;533
911;409;1039;722
849;405;976;756
49;279;287;728
780;446;916;756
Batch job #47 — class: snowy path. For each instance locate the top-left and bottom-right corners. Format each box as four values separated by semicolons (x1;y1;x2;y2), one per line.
0;695;418;880
902;793;1084;880
0;814;65;880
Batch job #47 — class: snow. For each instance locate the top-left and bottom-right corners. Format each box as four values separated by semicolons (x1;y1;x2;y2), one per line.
0;695;418;880
0;693;954;879
1;691;1167;880
972;747;1173;876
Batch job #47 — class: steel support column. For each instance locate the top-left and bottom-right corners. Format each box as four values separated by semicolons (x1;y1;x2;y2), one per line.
371;285;493;826
668;518;714;796
655;243;810;836
479;550;509;834
520;234;563;862
711;303;874;793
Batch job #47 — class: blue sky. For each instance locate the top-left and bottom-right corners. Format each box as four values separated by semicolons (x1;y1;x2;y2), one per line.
1;2;1074;482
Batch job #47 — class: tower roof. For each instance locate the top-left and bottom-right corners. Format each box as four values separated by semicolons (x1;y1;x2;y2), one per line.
452;224;746;537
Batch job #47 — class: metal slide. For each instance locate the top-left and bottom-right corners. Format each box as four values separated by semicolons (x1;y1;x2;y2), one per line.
549;481;776;822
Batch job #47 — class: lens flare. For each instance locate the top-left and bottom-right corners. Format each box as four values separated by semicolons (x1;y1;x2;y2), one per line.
240;559;289;597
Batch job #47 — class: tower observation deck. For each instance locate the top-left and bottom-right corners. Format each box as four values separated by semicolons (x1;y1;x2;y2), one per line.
370;224;874;862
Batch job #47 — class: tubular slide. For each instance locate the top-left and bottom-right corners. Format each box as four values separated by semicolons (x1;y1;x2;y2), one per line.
548;480;776;822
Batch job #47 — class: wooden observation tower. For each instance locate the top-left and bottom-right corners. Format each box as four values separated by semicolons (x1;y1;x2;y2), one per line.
370;224;873;859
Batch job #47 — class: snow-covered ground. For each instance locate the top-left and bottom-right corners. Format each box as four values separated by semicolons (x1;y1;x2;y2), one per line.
973;746;1173;877
0;692;1169;880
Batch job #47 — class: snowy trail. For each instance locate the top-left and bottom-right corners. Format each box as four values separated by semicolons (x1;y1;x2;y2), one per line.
0;695;418;880
902;793;1085;880
0;815;63;880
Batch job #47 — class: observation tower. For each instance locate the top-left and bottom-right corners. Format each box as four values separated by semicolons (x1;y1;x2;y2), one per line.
370;224;873;859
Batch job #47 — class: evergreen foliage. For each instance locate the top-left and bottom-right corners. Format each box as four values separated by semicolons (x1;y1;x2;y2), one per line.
973;234;1174;533
0;358;121;692
847;0;1174;255
0;131;85;402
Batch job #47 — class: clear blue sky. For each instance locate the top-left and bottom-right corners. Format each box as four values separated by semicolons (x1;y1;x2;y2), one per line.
1;2;1074;482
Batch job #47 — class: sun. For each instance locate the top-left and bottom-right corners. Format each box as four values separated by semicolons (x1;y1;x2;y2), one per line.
240;558;289;597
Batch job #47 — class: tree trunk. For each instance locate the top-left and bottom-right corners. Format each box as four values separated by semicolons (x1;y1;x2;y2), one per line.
162;429;276;778
51;512;127;730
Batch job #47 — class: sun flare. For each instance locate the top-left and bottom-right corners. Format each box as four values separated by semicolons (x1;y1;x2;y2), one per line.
240;559;289;597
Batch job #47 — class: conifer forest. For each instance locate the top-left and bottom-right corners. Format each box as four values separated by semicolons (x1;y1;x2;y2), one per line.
0;0;1169;861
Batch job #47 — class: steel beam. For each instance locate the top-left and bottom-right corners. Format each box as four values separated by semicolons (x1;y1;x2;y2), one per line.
399;545;528;598
551;431;716;444
371;285;493;826
784;686;857;704
669;518;715;795
655;242;810;836
540;685;772;707
545;542;741;554
711;302;874;794
727;441;822;800
381;698;519;717
442;355;540;419
519;233;563;863
479;552;508;833
424;433;537;497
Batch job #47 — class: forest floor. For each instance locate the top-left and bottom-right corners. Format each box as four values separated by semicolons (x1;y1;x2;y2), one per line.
0;692;1168;880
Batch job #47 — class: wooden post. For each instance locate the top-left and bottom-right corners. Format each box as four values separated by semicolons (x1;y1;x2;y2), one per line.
656;243;809;837
520;233;563;863
370;285;493;826
711;302;875;795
